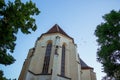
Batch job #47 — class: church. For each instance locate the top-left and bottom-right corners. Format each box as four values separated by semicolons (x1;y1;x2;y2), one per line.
19;24;96;80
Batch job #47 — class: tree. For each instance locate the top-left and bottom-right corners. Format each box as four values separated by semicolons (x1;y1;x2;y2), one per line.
0;0;40;79
0;70;7;80
0;0;40;66
95;10;120;79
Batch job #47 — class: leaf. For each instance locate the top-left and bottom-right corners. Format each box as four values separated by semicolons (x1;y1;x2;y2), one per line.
0;0;40;66
95;10;120;79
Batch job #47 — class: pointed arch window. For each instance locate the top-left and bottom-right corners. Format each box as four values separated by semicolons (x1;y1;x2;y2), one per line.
42;42;52;74
61;44;65;76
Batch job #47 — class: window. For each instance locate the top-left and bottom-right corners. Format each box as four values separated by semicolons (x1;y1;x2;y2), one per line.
61;44;65;76
42;42;52;74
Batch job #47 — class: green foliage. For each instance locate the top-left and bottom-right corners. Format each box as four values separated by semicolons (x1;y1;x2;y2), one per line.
0;70;16;80
0;0;40;65
95;10;120;79
0;70;7;80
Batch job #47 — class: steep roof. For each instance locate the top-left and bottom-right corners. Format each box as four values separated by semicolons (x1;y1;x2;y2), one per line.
46;24;67;34
38;24;73;41
46;24;72;39
78;55;93;69
80;59;93;69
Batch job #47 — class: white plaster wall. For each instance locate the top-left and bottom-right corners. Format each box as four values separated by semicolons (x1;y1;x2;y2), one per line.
65;46;70;77
77;63;81;80
28;39;46;74
26;33;77;80
69;42;80;80
81;69;91;80
90;70;96;80
51;54;59;80
20;31;96;80
25;72;35;80
26;72;51;80
41;33;74;79
39;75;51;80
81;69;97;80
57;76;70;80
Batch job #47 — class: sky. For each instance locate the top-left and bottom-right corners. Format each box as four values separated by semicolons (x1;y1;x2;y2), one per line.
0;0;120;80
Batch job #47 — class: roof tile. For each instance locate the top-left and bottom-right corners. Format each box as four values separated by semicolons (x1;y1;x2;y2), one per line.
46;24;73;39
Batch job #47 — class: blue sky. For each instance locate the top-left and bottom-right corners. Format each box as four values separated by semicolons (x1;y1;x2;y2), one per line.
0;0;120;80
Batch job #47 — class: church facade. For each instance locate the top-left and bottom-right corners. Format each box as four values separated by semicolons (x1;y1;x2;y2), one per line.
19;24;96;80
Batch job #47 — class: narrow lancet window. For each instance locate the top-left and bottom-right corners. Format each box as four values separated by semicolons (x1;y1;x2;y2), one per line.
42;42;52;74
61;44;65;76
